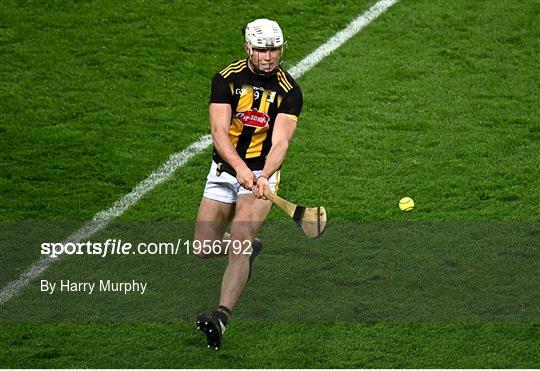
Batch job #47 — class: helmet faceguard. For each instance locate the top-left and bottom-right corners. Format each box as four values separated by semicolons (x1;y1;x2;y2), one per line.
243;19;287;77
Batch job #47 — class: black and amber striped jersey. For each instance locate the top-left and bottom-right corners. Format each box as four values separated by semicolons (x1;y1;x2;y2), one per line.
209;59;303;170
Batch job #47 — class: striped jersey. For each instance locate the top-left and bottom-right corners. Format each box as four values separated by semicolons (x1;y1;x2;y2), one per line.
209;59;303;170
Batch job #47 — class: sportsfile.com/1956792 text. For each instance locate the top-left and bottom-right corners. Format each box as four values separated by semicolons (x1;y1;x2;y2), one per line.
40;239;252;258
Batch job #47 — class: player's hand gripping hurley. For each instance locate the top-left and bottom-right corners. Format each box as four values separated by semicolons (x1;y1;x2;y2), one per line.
216;163;327;238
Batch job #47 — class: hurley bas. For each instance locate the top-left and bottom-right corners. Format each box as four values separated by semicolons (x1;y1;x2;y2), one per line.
41;279;147;295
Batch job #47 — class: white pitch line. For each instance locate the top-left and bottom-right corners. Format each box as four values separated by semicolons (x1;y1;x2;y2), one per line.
0;0;399;305
0;135;212;304
289;0;399;79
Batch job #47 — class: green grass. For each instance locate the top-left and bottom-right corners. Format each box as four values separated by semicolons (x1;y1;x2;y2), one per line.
1;323;538;368
1;0;539;368
0;221;538;323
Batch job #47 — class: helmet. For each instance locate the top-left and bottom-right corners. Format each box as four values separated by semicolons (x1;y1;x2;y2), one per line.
244;18;284;49
244;19;287;76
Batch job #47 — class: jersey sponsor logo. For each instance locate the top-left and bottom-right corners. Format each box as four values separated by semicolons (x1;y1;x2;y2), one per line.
235;109;269;128
235;88;248;96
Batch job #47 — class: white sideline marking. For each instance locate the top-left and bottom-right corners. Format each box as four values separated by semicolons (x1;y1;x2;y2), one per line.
0;136;212;304
289;0;399;79
0;0;399;305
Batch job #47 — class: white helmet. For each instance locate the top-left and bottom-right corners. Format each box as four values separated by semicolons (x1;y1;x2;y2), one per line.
245;18;284;49
244;19;286;76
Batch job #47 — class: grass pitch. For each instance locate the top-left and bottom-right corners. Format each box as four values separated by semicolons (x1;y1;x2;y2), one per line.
1;0;539;368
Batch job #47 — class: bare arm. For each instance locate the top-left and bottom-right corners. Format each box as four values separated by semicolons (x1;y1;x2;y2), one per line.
254;113;297;198
209;103;255;189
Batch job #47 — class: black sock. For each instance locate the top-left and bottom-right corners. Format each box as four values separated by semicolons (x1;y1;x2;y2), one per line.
214;305;232;327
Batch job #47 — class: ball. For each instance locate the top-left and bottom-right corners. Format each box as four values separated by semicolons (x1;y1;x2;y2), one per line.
399;197;414;211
